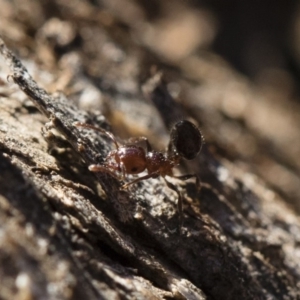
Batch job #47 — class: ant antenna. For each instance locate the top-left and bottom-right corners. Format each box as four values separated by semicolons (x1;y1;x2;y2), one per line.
75;122;119;150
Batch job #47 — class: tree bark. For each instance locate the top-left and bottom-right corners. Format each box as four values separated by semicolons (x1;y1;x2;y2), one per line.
0;1;300;300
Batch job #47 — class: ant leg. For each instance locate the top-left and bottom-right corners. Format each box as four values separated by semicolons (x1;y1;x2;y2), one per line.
121;172;159;189
75;122;119;150
163;177;183;233
173;174;201;192
88;164;119;180
120;161;126;181
126;137;152;152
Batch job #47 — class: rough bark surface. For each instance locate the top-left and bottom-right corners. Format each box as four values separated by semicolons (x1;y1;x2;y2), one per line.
0;1;300;300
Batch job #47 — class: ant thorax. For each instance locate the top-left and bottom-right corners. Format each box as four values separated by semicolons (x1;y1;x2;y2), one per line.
146;151;177;177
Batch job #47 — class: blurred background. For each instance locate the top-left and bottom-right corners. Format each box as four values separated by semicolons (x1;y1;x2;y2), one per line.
1;0;300;211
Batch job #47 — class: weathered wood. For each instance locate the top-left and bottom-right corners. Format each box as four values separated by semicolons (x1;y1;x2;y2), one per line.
0;1;300;299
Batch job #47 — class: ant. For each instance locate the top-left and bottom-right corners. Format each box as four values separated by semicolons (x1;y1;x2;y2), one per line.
76;120;203;230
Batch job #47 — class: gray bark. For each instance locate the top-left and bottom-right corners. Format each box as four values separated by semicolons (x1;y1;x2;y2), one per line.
0;1;300;299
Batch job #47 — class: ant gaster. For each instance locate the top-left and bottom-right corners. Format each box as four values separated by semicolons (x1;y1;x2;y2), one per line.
76;120;203;229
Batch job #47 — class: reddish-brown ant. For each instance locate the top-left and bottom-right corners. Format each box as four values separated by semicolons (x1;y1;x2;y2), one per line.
76;120;203;229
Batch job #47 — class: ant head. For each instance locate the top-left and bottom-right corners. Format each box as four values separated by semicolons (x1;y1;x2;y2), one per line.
169;120;203;160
